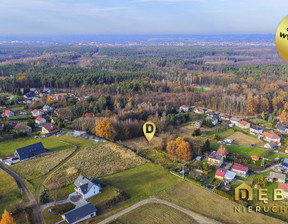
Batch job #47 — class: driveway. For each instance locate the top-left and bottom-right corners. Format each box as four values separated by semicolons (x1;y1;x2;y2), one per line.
98;197;222;224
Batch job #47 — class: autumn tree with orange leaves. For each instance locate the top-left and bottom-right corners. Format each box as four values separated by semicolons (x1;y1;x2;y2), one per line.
95;118;117;141
166;137;191;161
0;210;16;224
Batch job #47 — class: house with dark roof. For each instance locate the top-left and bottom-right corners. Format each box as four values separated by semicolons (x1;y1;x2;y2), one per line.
277;125;288;134
250;126;263;136
14;142;46;161
61;202;96;224
207;153;223;167
42;123;58;134
74;174;101;200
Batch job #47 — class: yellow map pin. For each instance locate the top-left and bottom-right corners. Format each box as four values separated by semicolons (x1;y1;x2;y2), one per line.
143;121;156;143
276;16;288;63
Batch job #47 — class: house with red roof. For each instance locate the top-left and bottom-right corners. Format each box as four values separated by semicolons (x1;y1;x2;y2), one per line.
285;146;288;154
35;117;46;125
42;123;58;134
3;110;14;118
251;155;260;161
193;107;204;114
238;120;250;129
85;113;95;118
216;145;229;158
215;168;226;180
262;131;281;144
231;163;249;177
278;183;288;198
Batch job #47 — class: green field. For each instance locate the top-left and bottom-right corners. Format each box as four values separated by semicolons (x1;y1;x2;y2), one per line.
0;137;72;157
117;203;197;224
210;143;284;159
10;148;75;194
157;181;286;224
101;163;182;202
250;118;273;129
0;169;21;215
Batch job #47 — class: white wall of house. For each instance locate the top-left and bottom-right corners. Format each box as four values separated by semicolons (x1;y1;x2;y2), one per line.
83;185;101;200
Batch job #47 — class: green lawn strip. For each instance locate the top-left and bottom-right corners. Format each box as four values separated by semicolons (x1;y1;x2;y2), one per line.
210;143;284;159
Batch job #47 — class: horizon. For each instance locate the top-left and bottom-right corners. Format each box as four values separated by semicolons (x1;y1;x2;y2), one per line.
0;0;287;35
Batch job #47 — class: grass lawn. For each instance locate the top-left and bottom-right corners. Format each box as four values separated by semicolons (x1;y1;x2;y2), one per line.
0;169;21;215
0;136;72;158
210;143;284;159
227;131;262;147
157;181;287;224
120;136;162;151
250;118;273;129
116;203;197;224
101;163;182;202
42;203;75;224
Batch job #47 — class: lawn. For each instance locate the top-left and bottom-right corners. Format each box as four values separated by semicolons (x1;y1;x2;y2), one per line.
157;181;287;224
0;136;72;158
0;169;21;215
120;136;162;151
42;203;75;224
116;203;197;224
250;118;273;129
228;131;262;147
45;141;147;190
101;163;182;202
210;143;284;159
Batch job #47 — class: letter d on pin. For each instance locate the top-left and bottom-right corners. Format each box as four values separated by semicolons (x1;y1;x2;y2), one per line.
143;121;156;143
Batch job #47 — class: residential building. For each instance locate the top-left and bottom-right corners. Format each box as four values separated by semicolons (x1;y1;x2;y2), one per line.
278;183;288;198
23;92;35;100
32;109;44;117
220;114;231;121
251;155;260;161
230;117;241;126
43;105;53;112
61;202;96;224
14;123;32;133
250;127;263;136
281;158;288;169
231;163;249;177
207;153;223;167
262;131;281;144
179;105;189;112
74;174;102;200
264;142;278;150
215;168;226;180
35;117;46;125
224;170;236;183
216;145;229;158
277;125;288;134
238;121;250;129
266;172;286;183
20;111;27;115
3;110;14;118
205;116;218;126
42;123;58;134
14;142;46;161
285;146;288;154
194;107;204;114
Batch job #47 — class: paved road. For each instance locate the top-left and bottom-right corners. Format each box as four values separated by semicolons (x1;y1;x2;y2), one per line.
98;197;222;224
0;162;44;224
253;163;279;174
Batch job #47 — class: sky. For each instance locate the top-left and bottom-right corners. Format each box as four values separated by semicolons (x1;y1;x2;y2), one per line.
0;0;287;35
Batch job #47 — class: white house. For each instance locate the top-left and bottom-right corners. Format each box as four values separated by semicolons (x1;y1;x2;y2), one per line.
238;120;250;129
250;127;263;136
179;105;189;112
74;174;102;200
277;125;288;134
230;117;241;126
35;117;46;125
61;202;96;224
32;109;44;117
262;131;281;143
43;105;53;112
194;107;204;114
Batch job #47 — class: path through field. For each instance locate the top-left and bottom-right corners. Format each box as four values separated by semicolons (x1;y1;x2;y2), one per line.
98;197;222;224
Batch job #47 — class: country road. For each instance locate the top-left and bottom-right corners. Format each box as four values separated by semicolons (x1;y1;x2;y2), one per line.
0;163;44;224
253;163;279;174
98;197;222;224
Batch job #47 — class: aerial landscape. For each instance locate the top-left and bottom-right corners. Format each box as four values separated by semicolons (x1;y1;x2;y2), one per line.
1;1;288;224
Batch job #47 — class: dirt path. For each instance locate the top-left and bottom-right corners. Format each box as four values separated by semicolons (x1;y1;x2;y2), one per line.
98;197;222;224
253;163;279;174
0;163;44;224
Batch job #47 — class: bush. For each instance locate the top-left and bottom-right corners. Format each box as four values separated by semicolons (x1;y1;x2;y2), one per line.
192;128;201;136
